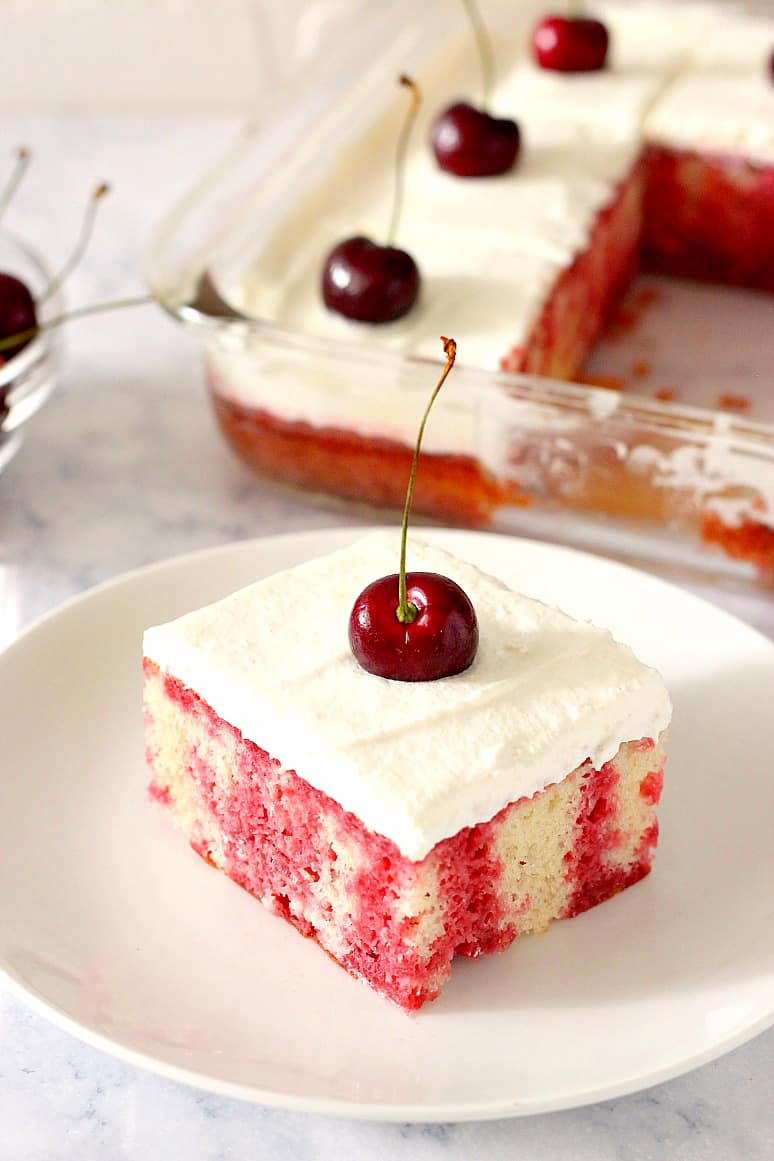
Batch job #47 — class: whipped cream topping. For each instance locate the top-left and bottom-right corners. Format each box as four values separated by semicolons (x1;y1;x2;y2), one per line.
144;533;672;862
645;73;774;166
692;9;774;72
598;1;722;71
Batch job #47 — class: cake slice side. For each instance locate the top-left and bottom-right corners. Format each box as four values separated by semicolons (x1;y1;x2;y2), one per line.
144;658;666;1011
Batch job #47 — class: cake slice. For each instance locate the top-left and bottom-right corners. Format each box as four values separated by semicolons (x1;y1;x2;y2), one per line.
143;533;671;1010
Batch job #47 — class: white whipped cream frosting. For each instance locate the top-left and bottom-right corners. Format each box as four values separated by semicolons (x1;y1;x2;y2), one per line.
645;72;774;165
144;533;672;862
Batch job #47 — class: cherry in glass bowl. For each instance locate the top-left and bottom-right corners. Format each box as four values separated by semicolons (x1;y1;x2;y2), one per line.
0;229;63;475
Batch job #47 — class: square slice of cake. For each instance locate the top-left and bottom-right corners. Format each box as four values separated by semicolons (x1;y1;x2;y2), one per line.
143;533;671;1010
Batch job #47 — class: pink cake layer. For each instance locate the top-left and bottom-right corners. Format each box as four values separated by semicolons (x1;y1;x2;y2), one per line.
642;145;774;292
144;659;666;1011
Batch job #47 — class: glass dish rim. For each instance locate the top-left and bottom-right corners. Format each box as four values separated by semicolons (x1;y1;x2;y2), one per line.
0;225;64;390
149;260;774;456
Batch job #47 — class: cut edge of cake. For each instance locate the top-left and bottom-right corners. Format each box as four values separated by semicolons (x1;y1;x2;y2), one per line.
143;534;671;1010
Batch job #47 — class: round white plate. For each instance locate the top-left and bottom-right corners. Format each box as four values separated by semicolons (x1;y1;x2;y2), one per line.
2;528;773;1120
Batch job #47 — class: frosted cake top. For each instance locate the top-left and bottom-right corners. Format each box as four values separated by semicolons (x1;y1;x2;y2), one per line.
144;533;672;861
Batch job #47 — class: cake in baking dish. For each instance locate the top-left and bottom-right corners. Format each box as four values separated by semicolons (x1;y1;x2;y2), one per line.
208;0;774;574
143;533;672;1009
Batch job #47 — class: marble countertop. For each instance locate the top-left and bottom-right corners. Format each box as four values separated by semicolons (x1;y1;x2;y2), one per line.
0;117;771;1161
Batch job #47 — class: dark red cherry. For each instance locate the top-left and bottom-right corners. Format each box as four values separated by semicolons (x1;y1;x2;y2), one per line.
322;235;419;324
432;102;520;177
349;572;478;682
532;15;609;73
348;337;478;682
0;272;36;360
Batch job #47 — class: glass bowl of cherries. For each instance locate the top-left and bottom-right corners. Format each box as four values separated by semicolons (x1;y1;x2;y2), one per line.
0;151;65;473
0;230;65;474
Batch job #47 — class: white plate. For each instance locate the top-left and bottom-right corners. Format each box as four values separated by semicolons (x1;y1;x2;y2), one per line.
2;528;773;1121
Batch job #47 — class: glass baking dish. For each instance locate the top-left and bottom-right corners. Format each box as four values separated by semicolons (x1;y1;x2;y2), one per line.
146;0;774;590
0;228;63;475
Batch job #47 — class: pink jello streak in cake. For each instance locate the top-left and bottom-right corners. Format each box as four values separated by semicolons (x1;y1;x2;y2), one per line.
564;748;661;917
642;145;774;292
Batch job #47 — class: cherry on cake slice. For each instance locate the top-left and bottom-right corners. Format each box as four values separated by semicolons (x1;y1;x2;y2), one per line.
143;532;672;1010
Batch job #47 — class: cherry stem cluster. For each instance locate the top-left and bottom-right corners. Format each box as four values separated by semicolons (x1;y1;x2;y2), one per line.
0;293;151;355
0;147;31;223
40;183;110;304
387;75;421;248
396;336;457;624
461;0;495;109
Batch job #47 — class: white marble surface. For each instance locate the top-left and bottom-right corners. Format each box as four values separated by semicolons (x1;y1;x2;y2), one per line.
0;117;772;1160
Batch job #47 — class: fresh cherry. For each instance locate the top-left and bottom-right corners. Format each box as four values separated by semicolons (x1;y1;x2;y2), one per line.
349;336;479;682
322;236;419;323
0;149;35;361
432;0;520;178
531;13;609;73
322;76;421;325
350;573;478;682
0;272;36;360
432;102;520;177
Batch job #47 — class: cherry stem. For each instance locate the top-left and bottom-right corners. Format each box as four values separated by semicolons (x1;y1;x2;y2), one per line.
396;336;457;625
386;75;421;248
0;293;151;355
461;0;495;109
568;0;584;16
39;183;110;305
0;147;31;223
